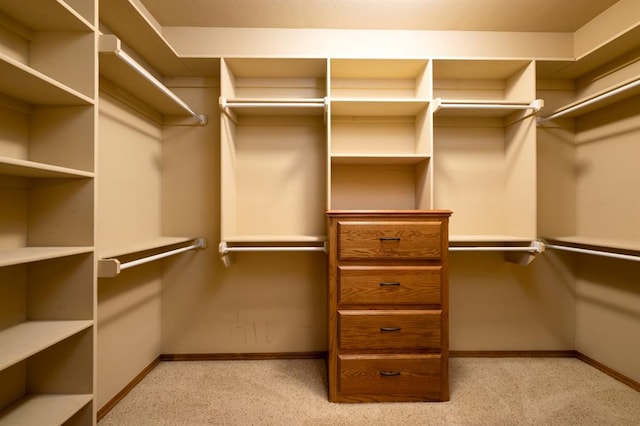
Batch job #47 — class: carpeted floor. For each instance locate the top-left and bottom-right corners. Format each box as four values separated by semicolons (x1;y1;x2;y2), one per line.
98;357;640;425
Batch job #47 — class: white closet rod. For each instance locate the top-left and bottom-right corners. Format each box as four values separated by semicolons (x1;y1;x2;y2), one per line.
449;247;541;252
120;239;207;271
100;35;207;125
219;245;327;255
433;98;543;113
221;100;327;109
99;238;207;277
537;77;640;123
545;243;640;262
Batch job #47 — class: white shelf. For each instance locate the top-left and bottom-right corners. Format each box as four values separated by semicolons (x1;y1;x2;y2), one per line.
331;99;429;116
99;0;197;77
0;157;94;179
0;394;92;426
0;247;93;268
0;321;93;371
0;53;93;106
0;0;94;31
331;154;430;165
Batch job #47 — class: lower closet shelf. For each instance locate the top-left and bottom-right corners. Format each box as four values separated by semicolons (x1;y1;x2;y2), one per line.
0;320;93;370
0;394;92;426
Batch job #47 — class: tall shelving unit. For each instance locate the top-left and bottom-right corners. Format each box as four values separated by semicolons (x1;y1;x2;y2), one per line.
219;58;328;264
328;59;432;211
0;0;97;424
432;60;539;246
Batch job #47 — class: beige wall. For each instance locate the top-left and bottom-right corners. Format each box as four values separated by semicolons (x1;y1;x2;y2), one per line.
450;252;575;351
96;93;164;408
576;257;640;381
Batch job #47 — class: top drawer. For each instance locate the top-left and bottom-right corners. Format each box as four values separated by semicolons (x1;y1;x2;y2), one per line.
337;221;444;260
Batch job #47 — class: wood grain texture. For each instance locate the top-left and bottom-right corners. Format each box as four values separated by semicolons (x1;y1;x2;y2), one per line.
327;211;451;402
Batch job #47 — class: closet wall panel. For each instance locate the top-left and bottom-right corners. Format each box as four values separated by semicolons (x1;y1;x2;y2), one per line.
160;83;328;354
576;257;640;382
449;252;575;351
96;94;163;408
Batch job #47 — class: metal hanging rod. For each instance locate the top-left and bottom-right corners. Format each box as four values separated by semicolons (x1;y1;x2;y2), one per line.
433;98;543;114
449;241;544;253
220;97;327;109
99;34;207;125
218;241;327;256
98;238;207;277
218;241;327;267
449;246;540;252
544;243;640;262
537;77;640;123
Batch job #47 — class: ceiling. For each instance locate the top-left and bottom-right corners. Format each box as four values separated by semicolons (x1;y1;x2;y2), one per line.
140;0;619;33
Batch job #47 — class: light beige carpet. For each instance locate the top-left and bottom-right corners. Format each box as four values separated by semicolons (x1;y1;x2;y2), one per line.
99;357;640;425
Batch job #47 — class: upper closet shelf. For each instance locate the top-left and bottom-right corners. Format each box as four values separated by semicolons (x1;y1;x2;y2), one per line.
331;99;429;116
0;156;94;179
0;247;93;268
99;34;207;126
0;0;94;31
0;53;93;106
538;76;640;123
433;98;543;117
98;237;207;277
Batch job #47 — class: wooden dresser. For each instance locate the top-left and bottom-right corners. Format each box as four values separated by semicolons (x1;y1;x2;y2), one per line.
326;210;452;402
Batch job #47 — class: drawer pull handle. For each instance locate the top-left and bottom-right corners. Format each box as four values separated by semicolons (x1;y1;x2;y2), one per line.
380;371;401;377
379;281;401;287
379;237;401;242
380;327;401;332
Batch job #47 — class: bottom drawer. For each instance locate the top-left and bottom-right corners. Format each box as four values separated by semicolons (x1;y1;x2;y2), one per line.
337;354;446;402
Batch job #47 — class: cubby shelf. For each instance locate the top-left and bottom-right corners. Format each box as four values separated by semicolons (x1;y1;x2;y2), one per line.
0;320;93;371
330;154;430;165
0;247;93;268
331;99;429;116
0;157;94;179
0;0;94;31
0;53;93;106
0;394;93;426
0;0;96;423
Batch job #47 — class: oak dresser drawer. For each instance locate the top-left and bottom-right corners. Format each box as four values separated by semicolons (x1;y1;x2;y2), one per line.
338;310;442;350
338;354;443;402
338;266;442;305
337;221;444;260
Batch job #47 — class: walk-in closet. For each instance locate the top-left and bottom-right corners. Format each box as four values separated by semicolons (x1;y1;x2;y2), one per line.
1;0;639;424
